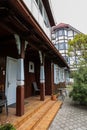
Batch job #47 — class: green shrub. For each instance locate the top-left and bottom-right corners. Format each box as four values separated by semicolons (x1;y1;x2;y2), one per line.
69;66;87;105
0;123;16;130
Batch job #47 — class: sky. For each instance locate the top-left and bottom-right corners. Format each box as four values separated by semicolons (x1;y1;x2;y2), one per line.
51;0;87;34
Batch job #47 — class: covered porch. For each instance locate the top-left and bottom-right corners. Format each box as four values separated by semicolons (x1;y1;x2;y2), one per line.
0;0;69;117
0;96;62;130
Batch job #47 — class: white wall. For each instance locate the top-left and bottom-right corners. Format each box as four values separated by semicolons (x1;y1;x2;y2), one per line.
23;0;51;40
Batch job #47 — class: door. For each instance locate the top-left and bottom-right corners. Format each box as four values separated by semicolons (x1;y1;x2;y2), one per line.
6;57;17;105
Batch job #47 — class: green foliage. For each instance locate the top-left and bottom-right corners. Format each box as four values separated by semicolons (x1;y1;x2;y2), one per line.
69;71;75;78
53;88;58;95
68;34;87;67
0;123;16;130
68;31;87;105
69;66;87;105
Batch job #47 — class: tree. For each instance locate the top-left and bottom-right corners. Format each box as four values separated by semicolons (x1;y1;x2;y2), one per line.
69;66;87;105
68;34;87;105
68;33;87;68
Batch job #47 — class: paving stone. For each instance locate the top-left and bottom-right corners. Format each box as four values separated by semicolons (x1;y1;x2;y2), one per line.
49;96;87;130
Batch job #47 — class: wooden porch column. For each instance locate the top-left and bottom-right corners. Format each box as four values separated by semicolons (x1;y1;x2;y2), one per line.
51;63;54;94
14;35;26;116
39;51;45;101
16;58;24;116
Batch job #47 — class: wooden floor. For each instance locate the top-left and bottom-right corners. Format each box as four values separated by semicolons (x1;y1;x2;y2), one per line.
0;96;62;130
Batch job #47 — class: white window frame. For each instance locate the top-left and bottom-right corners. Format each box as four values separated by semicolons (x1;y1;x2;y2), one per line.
29;61;34;73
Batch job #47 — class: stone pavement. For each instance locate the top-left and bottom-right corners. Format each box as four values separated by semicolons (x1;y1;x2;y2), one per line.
49;96;87;130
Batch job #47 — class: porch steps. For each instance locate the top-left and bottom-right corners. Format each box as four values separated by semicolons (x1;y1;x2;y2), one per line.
13;97;50;129
33;101;62;130
15;99;62;130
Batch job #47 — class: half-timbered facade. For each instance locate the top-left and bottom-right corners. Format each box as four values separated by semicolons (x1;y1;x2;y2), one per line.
52;23;82;83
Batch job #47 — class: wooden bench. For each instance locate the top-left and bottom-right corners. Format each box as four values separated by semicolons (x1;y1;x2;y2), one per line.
0;92;8;115
32;82;40;95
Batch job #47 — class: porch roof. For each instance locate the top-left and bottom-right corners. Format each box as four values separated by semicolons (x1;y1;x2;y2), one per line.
0;0;69;68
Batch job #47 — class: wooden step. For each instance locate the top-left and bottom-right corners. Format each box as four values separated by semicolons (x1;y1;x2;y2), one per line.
16;100;62;130
16;100;56;130
33;101;62;130
13;97;51;129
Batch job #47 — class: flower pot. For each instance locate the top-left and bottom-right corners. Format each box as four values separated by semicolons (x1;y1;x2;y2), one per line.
51;94;57;101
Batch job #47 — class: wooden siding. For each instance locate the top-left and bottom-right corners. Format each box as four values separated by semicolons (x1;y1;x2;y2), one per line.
0;41;18;92
45;58;51;95
24;50;40;98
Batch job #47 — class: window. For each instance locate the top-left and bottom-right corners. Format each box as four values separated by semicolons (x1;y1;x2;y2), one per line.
44;9;49;27
54;65;59;84
39;0;43;15
64;30;67;36
59;30;63;36
68;30;73;36
56;30;59;37
35;0;43;15
35;0;50;27
64;56;70;63
29;62;34;73
65;43;68;49
59;69;64;81
59;43;65;50
35;0;38;4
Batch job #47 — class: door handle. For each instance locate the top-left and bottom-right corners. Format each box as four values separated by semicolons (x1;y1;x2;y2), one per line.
8;81;11;87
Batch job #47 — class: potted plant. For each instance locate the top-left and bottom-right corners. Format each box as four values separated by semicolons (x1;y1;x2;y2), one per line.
51;88;58;101
0;123;16;130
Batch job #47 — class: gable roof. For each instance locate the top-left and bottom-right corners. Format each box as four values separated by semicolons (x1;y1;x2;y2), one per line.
52;23;82;34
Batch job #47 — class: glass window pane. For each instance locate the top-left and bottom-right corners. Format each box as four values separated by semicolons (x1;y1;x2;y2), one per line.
35;0;38;4
65;43;68;49
68;30;73;36
59;30;63;36
39;0;43;15
59;43;65;50
56;31;59;37
44;9;49;27
64;30;67;35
